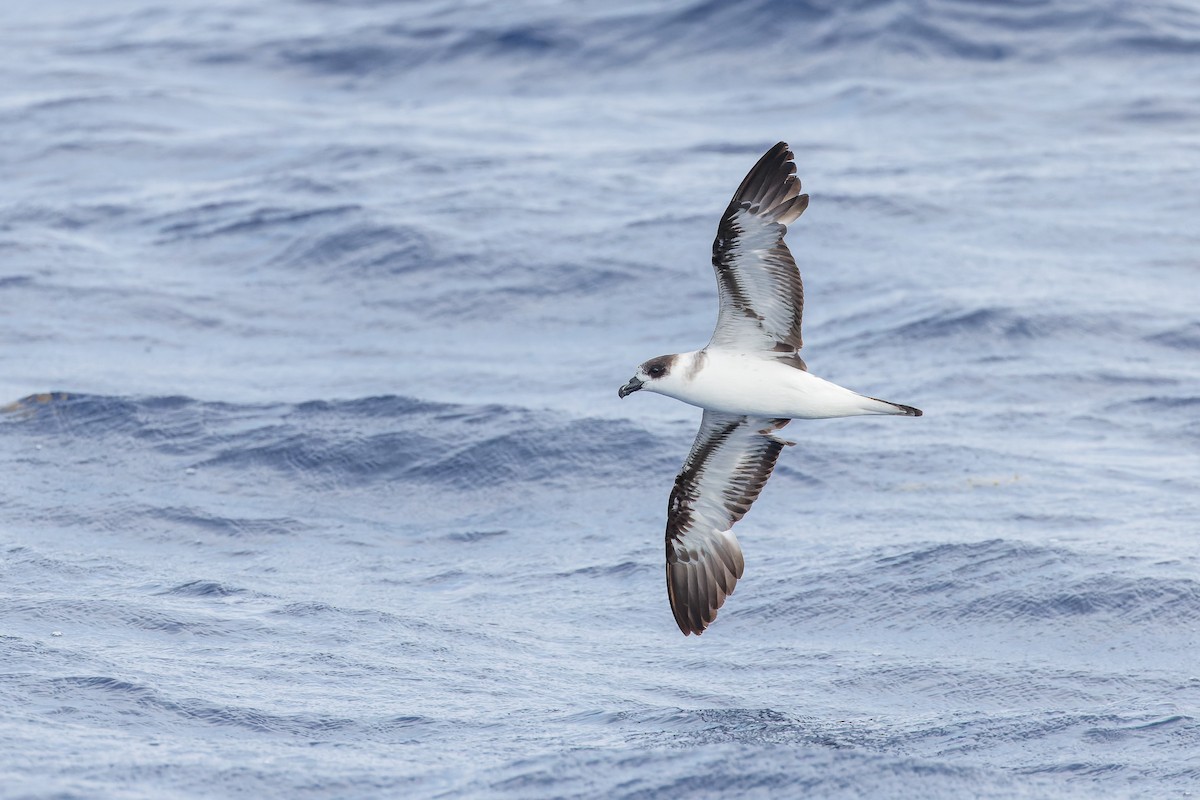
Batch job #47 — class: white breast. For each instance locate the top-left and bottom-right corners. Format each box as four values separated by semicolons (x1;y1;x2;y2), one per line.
659;350;902;419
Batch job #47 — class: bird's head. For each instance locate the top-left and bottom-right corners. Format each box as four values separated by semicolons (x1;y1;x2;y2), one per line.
618;354;680;398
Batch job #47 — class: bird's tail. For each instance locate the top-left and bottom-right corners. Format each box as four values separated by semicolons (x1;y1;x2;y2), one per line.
859;395;923;416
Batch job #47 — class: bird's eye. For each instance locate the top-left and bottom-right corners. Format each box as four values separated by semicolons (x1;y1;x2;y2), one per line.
648;365;665;378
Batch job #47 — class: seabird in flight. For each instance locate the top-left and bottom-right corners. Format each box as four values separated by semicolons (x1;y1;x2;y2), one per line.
619;141;922;636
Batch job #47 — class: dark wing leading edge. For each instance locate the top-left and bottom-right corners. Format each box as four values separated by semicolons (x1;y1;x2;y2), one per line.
665;411;794;635
709;142;810;354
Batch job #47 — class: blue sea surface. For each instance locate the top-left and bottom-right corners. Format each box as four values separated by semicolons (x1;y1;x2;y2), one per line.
2;1;1199;797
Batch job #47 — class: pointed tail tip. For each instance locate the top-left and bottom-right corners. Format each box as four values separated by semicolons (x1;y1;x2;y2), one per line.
864;395;923;417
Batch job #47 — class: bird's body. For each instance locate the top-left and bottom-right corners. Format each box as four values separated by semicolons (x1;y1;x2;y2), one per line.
619;141;922;636
630;348;919;420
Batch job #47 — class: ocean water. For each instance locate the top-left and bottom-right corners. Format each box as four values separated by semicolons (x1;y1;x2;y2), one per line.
2;0;1199;797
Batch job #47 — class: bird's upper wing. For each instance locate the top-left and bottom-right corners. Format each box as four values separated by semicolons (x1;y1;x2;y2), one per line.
708;142;810;354
665;410;793;635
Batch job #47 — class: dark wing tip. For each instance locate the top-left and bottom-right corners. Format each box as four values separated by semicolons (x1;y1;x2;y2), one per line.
897;404;923;417
728;141;807;224
666;532;745;636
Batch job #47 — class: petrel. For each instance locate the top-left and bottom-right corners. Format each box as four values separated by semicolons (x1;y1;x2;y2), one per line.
619;142;922;636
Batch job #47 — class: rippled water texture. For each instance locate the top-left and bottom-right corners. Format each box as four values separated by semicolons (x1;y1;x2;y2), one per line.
2;1;1199;797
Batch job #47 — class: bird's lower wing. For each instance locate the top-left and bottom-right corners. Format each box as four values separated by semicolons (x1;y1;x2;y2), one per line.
665;411;793;635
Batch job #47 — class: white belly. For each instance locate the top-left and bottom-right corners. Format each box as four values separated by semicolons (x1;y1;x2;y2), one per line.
658;350;899;419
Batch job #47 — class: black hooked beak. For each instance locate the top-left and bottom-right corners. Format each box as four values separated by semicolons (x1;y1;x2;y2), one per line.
618;376;644;398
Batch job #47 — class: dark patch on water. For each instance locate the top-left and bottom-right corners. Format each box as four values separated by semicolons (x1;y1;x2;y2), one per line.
159;580;246;598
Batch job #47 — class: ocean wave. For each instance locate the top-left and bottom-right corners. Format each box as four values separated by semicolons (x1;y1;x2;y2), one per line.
655;0;1200;63
750;539;1200;627
158;579;248;597
269;221;438;277
34;675;361;737
4;593;268;638
1;392;671;489
889;307;1063;342
255;0;1200;81
1149;322;1200;350
445;740;1083;800
152;202;360;243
